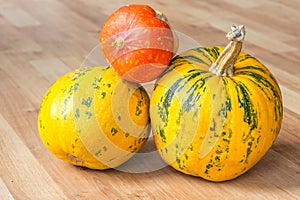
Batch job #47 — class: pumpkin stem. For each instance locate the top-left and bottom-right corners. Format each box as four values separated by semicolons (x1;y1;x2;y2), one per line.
112;37;125;50
209;24;246;77
154;9;168;23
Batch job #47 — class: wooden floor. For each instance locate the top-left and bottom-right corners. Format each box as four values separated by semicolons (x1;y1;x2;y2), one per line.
1;0;300;199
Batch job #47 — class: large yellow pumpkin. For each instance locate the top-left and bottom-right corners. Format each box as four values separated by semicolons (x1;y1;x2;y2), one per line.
150;25;283;181
38;66;150;169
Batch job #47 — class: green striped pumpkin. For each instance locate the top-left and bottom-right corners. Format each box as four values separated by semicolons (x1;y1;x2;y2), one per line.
150;25;283;182
38;66;150;169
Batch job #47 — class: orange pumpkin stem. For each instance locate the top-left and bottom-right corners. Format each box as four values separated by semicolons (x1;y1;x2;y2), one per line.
210;25;246;77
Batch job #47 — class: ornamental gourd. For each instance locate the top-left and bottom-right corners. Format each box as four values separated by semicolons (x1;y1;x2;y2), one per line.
150;25;283;182
38;66;150;169
99;4;175;83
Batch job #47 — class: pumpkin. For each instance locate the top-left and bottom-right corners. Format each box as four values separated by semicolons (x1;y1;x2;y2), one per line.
150;25;283;182
38;66;150;169
99;4;175;83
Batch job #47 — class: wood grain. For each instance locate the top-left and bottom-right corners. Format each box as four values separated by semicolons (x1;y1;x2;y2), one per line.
0;114;67;200
0;0;299;199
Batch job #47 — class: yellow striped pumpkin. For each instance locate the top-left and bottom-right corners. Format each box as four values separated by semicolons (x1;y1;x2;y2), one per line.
150;25;283;181
38;66;150;169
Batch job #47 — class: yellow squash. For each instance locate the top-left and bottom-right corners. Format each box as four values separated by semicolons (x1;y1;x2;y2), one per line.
38;66;150;169
150;25;283;181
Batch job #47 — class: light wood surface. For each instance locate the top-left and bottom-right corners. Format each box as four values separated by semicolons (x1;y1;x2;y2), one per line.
0;0;300;199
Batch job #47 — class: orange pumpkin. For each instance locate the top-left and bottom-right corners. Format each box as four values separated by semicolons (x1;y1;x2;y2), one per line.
99;4;175;83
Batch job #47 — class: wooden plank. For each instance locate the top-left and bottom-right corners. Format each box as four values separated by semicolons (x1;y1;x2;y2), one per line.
0;114;67;200
199;11;298;53
222;0;265;8
0;53;49;104
255;148;300;198
0;3;40;27
29;58;70;83
0;178;14;200
281;86;300;116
